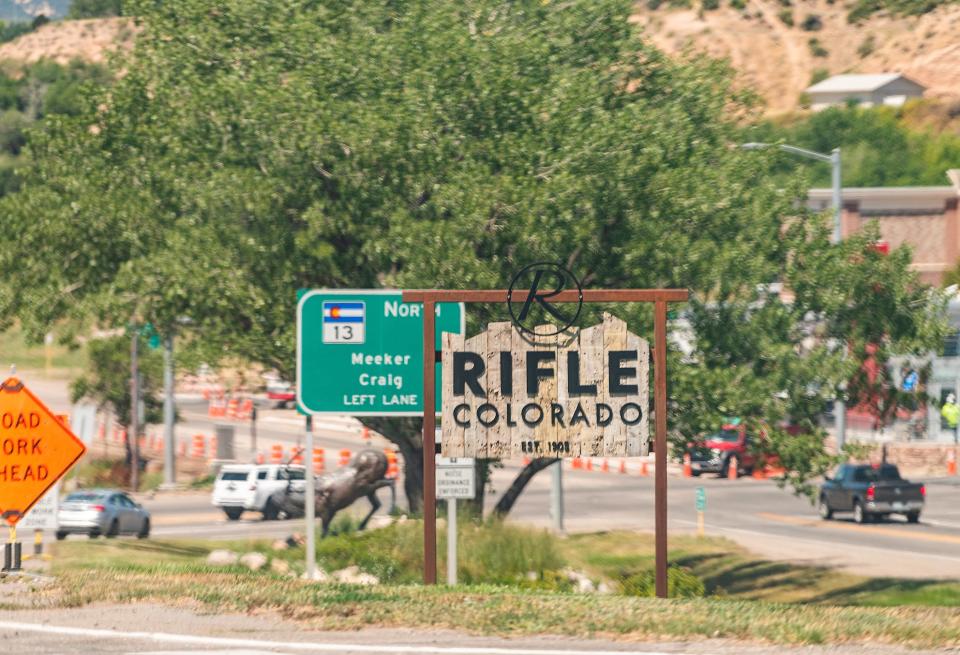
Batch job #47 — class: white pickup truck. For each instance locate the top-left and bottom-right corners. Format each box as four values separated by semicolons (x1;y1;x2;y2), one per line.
212;464;307;520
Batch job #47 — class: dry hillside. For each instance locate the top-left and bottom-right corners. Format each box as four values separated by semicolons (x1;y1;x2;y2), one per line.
0;17;134;66
632;0;960;113
0;9;957;114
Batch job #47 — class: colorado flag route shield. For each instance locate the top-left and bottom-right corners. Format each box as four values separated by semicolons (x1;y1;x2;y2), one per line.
322;301;365;344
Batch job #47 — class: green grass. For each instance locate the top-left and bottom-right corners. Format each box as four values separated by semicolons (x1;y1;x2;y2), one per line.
562;531;960;606
0;323;87;375
31;526;960;647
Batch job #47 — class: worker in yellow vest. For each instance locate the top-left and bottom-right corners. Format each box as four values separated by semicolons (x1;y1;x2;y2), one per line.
942;393;960;443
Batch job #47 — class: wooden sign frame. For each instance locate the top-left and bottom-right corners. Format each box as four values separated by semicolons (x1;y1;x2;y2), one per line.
402;288;688;598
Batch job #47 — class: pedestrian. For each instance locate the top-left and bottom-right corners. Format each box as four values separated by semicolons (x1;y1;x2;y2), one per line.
941;393;960;443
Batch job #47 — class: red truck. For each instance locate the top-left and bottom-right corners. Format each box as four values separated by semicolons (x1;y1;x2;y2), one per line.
687;420;794;478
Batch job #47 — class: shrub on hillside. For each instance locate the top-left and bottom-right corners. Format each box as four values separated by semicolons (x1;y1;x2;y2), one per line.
808;38;829;57
810;68;830;85
801;14;823;30
0;110;28;155
69;0;123;18
778;9;794;24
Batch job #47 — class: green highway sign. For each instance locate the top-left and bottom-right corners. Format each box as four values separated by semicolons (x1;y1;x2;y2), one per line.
296;290;465;416
695;486;706;512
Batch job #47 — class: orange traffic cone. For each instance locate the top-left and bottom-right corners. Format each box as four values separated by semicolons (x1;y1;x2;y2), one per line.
600;459;610;473
618;459;627;474
727;457;738;480
683;453;692;478
948;449;957;476
640;460;649;476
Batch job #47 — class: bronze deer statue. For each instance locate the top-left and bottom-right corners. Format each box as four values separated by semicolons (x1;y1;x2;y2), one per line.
267;448;395;537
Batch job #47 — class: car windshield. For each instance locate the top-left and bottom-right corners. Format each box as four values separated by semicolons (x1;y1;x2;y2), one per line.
705;429;740;442
219;471;249;481
65;492;104;502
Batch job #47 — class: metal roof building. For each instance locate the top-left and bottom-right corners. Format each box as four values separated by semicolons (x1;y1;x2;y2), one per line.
805;73;925;110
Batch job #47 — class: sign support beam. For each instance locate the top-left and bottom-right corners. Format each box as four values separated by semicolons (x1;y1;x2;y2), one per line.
654;299;669;599
404;288;687;598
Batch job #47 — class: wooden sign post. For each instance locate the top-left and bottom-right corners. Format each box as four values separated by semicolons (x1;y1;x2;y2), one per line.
401;288;687;598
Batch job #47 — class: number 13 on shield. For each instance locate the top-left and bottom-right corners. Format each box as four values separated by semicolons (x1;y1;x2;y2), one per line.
322;301;366;344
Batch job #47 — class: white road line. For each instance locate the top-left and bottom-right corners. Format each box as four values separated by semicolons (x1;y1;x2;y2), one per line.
0;620;688;655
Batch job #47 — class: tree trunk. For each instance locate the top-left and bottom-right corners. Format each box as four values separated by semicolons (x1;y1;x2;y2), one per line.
493;457;559;518
358;417;424;513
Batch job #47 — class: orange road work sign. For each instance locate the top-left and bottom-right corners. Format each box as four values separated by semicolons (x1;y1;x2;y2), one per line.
0;377;86;526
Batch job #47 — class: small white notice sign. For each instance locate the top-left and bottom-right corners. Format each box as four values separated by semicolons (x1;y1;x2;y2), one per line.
18;482;60;531
436;457;476;499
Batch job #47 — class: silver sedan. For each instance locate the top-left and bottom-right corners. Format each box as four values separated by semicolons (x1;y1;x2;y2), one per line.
56;489;151;539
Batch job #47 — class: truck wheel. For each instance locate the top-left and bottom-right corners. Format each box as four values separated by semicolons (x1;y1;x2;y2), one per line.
853;500;870;524
55;531;67;541
223;508;243;521
262;499;279;521
137;519;150;539
106;520;119;537
818;496;833;520
906;511;921;524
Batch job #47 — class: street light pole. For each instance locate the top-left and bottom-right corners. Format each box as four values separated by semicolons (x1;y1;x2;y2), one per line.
741;141;846;448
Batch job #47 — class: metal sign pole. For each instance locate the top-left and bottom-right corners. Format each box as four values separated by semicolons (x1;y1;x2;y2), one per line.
422;300;438;585
551;460;564;533
447;498;457;585
304;415;316;579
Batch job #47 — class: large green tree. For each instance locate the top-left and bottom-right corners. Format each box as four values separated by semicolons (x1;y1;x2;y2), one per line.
0;0;945;510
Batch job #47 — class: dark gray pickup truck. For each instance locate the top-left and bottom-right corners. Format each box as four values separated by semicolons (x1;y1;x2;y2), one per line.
818;463;925;524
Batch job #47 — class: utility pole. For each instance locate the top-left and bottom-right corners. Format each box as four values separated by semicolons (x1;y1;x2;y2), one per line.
129;329;140;491
162;334;176;488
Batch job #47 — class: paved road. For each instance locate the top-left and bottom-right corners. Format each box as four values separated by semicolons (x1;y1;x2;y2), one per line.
112;464;960;579
0;605;950;655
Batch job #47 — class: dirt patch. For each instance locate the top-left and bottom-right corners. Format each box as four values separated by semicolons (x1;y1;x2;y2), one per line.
0;17;136;67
